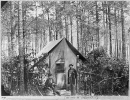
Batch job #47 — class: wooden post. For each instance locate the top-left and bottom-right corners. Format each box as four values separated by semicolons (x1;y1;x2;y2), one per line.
90;69;92;95
128;28;130;95
49;53;51;74
76;55;79;94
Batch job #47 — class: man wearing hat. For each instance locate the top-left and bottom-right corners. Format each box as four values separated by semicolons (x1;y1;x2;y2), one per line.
68;64;77;95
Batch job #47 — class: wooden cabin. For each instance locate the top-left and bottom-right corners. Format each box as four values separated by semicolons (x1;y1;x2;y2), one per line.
32;38;86;89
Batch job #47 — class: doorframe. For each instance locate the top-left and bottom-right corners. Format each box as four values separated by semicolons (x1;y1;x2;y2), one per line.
55;62;66;89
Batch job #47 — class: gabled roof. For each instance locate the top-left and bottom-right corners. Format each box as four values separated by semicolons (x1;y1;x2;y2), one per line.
35;38;63;58
65;39;86;61
35;38;86;61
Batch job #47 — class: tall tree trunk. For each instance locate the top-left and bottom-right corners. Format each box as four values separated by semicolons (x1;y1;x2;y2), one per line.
76;2;79;50
23;3;26;55
70;16;73;44
10;1;15;55
108;2;112;56
92;15;95;50
76;19;79;50
7;33;12;90
55;5;58;40
85;42;87;56
129;28;130;68
105;1;108;54
121;2;126;62
22;2;28;93
119;40;121;58
41;3;46;47
102;2;105;46
8;33;11;59
40;29;43;50
65;17;68;39
59;17;63;38
47;9;51;41
64;1;68;40
79;4;83;54
117;10;120;58
117;39;118;59
18;1;25;95
102;1;107;51
96;1;99;47
92;36;94;50
10;1;15;94
80;16;83;53
35;2;38;54
87;9;90;54
114;7;118;59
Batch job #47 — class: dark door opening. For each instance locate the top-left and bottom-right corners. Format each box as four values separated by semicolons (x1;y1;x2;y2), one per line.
55;63;66;89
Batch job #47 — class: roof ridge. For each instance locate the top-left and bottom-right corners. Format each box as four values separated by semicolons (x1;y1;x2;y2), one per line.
35;38;63;58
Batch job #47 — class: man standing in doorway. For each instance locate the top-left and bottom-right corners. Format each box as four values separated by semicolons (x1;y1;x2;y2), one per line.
68;64;77;95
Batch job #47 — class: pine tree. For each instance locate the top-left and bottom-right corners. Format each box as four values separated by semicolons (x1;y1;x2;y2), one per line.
95;1;99;47
18;1;25;95
108;2;112;56
121;1;126;62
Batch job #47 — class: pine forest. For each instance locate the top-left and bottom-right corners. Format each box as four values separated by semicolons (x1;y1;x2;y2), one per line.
1;1;130;96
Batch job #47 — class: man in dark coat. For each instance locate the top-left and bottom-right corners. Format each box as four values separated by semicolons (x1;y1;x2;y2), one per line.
68;64;77;95
44;73;60;96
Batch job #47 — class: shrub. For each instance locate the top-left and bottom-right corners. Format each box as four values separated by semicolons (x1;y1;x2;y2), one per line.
83;47;129;95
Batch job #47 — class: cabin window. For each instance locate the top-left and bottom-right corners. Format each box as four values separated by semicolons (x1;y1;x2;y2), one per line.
55;63;64;73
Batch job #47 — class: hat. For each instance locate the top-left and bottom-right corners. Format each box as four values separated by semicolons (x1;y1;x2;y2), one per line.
69;64;73;67
48;73;52;76
45;63;48;66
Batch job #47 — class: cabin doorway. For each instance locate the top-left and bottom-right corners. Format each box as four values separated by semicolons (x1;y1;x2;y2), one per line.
55;61;66;89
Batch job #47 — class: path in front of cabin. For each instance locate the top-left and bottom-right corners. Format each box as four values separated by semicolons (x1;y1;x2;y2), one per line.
59;90;87;96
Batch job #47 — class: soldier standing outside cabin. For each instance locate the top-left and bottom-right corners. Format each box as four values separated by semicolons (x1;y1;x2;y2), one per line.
68;64;77;95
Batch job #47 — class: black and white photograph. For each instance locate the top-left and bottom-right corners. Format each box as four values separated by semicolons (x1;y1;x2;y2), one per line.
1;0;129;97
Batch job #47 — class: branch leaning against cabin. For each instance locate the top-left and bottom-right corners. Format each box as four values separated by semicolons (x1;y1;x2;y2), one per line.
29;53;48;70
